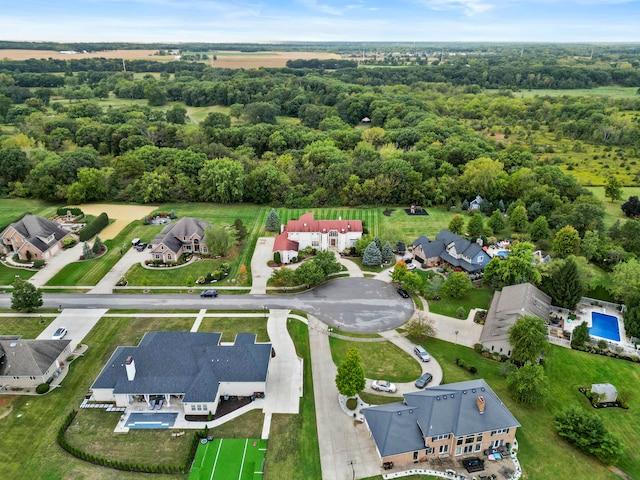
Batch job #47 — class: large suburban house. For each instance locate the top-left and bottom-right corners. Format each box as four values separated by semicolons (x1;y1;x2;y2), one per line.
90;332;271;415
363;379;520;466
273;212;363;264
150;217;211;263
479;283;552;356
0;336;71;389
0;214;73;261
412;229;491;272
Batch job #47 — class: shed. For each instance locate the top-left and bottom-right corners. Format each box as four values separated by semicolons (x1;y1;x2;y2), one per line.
591;383;618;403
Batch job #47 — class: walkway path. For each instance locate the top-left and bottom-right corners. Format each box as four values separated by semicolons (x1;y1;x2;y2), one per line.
336;255;364;278
427;308;484;348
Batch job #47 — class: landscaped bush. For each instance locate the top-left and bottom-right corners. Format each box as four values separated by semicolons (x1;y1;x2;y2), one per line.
346;397;358;410
78;212;109;242
35;383;50;394
273;251;281;264
56;207;83;217
33;259;45;269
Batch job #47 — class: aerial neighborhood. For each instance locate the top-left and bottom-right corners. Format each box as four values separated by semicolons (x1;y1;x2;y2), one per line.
1;40;640;480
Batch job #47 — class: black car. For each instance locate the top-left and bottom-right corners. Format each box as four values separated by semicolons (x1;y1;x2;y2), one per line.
200;289;218;298
415;372;433;389
134;242;147;251
397;288;410;299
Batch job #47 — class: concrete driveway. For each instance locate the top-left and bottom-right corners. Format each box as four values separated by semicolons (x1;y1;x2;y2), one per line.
89;246;147;294
250;237;275;294
37;308;107;345
27;242;84;288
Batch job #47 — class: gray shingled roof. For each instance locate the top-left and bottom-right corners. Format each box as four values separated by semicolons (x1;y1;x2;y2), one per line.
91;332;271;403
0;337;70;376
152;217;212;254
414;230;485;272
363;379;520;458
1;214;69;253
480;283;551;344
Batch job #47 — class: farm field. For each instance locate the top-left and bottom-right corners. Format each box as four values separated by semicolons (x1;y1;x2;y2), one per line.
487;86;640;98
587;186;640;228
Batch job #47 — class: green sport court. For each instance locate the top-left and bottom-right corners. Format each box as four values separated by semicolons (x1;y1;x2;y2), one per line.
189;438;267;480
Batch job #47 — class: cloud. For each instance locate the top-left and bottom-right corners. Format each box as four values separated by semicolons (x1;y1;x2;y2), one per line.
297;0;345;15
416;0;494;15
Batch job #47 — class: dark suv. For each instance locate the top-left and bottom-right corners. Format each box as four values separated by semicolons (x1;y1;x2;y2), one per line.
200;289;218;298
415;372;433;389
397;288;410;298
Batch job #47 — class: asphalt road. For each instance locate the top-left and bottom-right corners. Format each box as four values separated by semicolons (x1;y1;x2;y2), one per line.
0;278;414;333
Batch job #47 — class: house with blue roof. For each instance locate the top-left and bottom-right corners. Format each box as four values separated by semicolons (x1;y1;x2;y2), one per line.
412;229;491;272
363;379;520;466
91;332;271;416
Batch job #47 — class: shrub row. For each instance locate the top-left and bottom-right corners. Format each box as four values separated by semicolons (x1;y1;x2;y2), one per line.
78;212;109;242
57;410;206;474
57;207;83;217
572;343;640;362
455;357;478;375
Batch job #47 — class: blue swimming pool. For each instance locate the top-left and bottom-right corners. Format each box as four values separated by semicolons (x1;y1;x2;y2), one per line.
126;412;178;429
590;312;621;342
496;250;509;258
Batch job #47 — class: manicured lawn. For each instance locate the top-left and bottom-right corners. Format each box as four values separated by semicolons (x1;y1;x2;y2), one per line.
198;316;269;342
0;315;56;338
0;263;36;284
427;285;494;318
273;207;381;238
65;409;192;467
424;337;636;480
359;391;402;405
125;258;236;286
0;198;58;227
264;319;321;480
208;409;265;439
495;86;640;99
190;438;267;480
379;206;458;243
587;186;640;228
329;337;421;383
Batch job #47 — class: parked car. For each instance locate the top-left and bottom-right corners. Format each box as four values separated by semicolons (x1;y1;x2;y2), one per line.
372;380;397;393
414;345;431;362
415;372;433;389
200;289;218;298
134;242;147;251
397;288;410;298
52;327;68;340
406;263;417;270
403;257;413;264
131;238;141;246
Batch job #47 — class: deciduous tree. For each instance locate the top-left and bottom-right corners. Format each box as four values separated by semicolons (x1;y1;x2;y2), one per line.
604;175;623;202
610;258;640;306
509;205;528;232
205;225;234;257
467;213;484;238
294;260;325;287
552;225;580;258
484;241;541;286
507;361;549;404
405;311;435;342
11;279;43;312
529;215;550;241
442;272;473;299
509;315;547;364
487;209;506;234
335;348;366;398
448;214;464;235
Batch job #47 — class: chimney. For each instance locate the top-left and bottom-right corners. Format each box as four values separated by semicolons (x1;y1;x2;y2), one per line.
125;356;136;381
477;396;485;414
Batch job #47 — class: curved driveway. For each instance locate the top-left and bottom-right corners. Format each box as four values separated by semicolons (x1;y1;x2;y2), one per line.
0;278;414;333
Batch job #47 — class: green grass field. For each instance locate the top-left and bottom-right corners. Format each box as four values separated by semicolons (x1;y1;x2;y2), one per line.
422;338;638;480
0;314;55;338
0;198;58;228
587;186;640;228
0;263;36;284
427;285;494;318
273;207;382;238
189;438;267;480
197;316;269;342
329;337;421;383
491;86;640;99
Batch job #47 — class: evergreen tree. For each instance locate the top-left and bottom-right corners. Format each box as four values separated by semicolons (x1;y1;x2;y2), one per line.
548;257;585;310
373;235;382;250
265;209;281;232
467;213;484;238
571;321;591;348
623;305;640;341
529;215;550;241
498;199;506;213
92;235;104;254
448;214;465;235
362;241;382;266
487;209;506;234
233;218;247;243
82;241;94;259
381;241;394;263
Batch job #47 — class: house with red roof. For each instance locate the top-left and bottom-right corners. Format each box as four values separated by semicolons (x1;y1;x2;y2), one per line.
273;212;363;264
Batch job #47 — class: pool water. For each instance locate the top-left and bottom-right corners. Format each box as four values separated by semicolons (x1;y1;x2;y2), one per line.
589;312;621;342
126;412;178;429
496;250;509;258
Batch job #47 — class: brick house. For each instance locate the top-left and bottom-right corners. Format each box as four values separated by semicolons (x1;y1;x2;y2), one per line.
91;332;271;416
0;214;73;261
150;217;211;263
0;336;71;388
273;212;362;264
363;379;520;466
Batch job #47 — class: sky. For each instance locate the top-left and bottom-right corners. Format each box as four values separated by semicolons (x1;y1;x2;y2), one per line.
1;0;639;43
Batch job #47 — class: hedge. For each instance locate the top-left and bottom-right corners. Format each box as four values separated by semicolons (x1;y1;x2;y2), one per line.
36;383;50;394
57;409;205;474
78;212;109;242
57;207;83;217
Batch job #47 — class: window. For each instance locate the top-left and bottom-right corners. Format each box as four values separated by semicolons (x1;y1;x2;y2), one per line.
477;255;484;262
465;436;474;444
464;445;474;454
456;438;463;446
168;254;172;260
196;404;202;411
312;241;320;247
491;428;509;436
439;445;449;454
490;439;505;448
455;447;462;456
155;254;160;260
413;451;419;461
476;434;483;442
431;434;449;442
191;405;196;411
426;447;434;455
29;376;35;380
475;444;482;452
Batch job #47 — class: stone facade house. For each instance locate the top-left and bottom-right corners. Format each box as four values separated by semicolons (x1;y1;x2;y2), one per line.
0;214;73;261
0;336;71;389
479;283;551;356
150;217;211;263
273;212;363;264
91;332;271;415
363;379;520;467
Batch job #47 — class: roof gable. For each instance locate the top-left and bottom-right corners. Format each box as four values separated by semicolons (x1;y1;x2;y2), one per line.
2;214;70;253
0;337;70;376
284;212;363;234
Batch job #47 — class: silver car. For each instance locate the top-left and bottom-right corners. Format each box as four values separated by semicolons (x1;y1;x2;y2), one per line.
372;380;397;393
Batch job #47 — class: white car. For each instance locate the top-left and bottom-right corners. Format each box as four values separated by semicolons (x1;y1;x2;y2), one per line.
372;380;397;393
406;263;417;270
52;327;68;340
